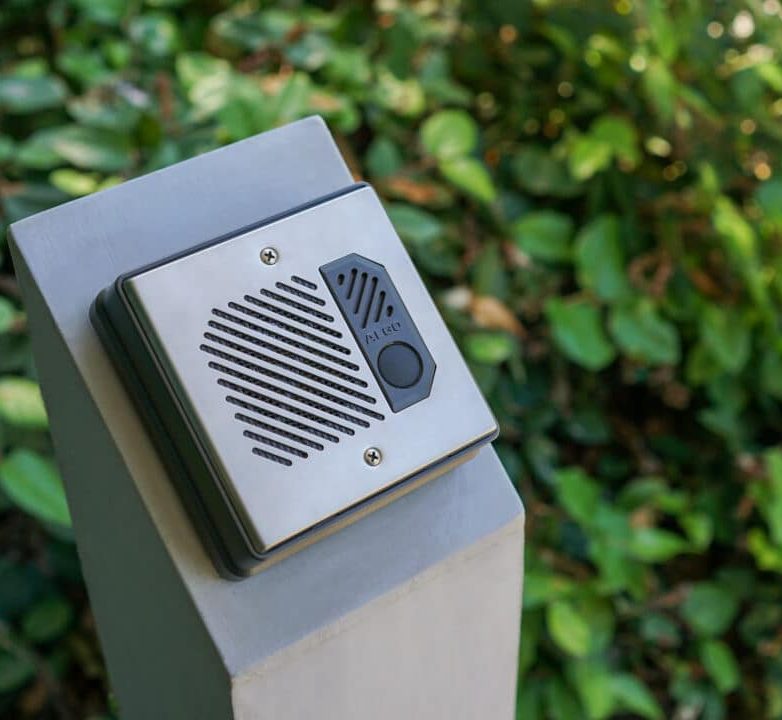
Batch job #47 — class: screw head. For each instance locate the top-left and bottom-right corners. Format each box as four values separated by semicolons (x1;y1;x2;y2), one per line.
260;247;279;266
363;447;382;467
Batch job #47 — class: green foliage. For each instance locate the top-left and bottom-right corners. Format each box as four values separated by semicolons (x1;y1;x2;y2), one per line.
513;211;574;262
2;0;782;718
0;450;71;529
0;378;47;429
545;298;616;370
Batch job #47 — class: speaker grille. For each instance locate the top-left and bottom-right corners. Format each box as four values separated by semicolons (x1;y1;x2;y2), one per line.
201;274;384;466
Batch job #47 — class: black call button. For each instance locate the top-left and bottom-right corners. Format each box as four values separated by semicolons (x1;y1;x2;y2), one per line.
378;342;423;388
320;253;436;413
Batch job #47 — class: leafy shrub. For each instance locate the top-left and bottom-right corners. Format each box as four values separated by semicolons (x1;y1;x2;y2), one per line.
2;1;782;718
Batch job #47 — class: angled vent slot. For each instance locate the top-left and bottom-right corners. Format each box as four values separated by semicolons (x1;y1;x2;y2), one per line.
211;309;359;370
228;301;350;355
243;296;342;338
251;448;293;466
244;430;308;459
258;289;335;323
227;397;339;443
221;379;356;435
235;413;325;451
275;281;325;307
290;275;318;291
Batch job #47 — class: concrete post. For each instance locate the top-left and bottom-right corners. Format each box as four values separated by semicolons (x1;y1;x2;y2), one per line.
9;117;524;720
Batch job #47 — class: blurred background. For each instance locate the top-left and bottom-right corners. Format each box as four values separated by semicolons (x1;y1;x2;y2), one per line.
1;0;782;718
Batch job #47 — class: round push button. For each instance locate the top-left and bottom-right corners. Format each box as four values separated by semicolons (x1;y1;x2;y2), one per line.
377;342;423;388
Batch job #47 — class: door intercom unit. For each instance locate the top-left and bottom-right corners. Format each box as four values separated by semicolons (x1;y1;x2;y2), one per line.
91;183;497;577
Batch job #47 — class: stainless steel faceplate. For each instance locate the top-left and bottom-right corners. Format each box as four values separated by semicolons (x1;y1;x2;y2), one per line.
123;187;497;554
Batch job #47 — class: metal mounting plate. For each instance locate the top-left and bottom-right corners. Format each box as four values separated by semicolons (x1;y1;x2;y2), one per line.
117;186;497;556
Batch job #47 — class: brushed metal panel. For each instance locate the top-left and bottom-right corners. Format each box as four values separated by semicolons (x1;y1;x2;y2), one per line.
125;187;497;553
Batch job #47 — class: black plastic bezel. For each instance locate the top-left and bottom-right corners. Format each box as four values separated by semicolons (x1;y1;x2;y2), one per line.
89;184;498;579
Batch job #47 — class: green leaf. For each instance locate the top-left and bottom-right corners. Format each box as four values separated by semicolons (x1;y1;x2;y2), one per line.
57;48;111;86
610;674;663;719
22;596;74;644
517;677;544;719
50;169;99;197
387;204;443;246
713;196;758;264
574;215;630;300
48;125;133;172
439;157;497;204
555;468;602;527
14;129;65;170
756;62;782;93
365;137;403;179
544;677;583;719
375;71;426;118
629;528;689;562
147;0;189;6
420;109;478;160
1;183;69;223
0;378;48;429
0;134;15;163
762;449;782;546
577;595;616;654
0;75;67;114
571;659;616;719
642;57;677;123
269;72;312;126
0;450;71;528
523;572;576;610
647;0;679;63
463;332;516;365
216;79;271;140
564;406;611;445
546;600;592;657
512;211;574;262
471;243;509;300
609;300;680;365
129;12;181;57
0;559;45;624
518;611;541;677
0;650;35;693
746;527;782;573
699;306;750;374
640;613;681;648
590;115;640;168
545;298;616;371
700;640;740;693
713;195;770;319
176;51;232;92
755;179;782;224
72;0;129;25
568;136;612;181
680;512;714;551
681;583;740;637
0;297;18;333
512;146;582;197
67;93;140;132
524;434;560;485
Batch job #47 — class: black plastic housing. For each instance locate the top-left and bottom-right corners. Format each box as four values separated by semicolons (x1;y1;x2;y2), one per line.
320;254;435;412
